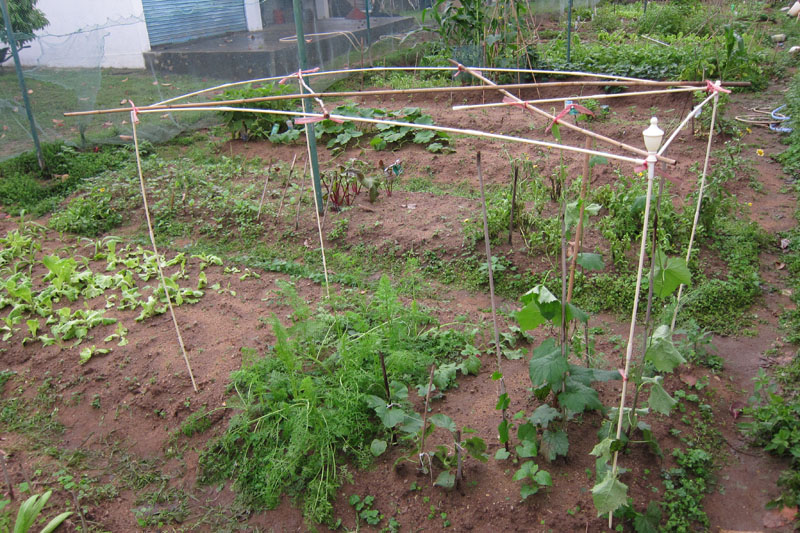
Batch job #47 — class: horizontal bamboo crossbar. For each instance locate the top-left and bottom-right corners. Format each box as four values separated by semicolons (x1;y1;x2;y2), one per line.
64;81;736;119
448;60;677;165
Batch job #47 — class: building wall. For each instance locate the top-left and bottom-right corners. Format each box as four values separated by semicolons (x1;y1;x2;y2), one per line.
16;0;263;69
17;0;151;68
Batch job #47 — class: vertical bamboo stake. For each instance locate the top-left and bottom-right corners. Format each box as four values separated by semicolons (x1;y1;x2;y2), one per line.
295;159;309;231
629;172;667;420
130;106;198;393
477;152;509;449
566;137;592;303
257;160;274;220
455;429;463;488
419;365;436;465
609;153;655;528
0;450;12;500
276;154;299;219
671;93;720;332
307;145;330;298
509;164;518;246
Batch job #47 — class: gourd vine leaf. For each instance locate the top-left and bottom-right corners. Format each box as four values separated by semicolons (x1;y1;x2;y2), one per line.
589;155;608;168
590;437;615;464
434;471;455;489
370;439;387;456
568;365;622;385
512;460;538;482
529;404;562;429
541;429;569;462
398;413;423;434
517;422;537;443
429;413;457;433
498;419;510;444
634;502;662;533
576;252;604;271
516;439;538;458
520;483;540;499
495;448;511;460
459;354;481;375
464;436;488;462
641;376;677;415
652;249;691;298
495;392;511;411
565;200;601;230
529;338;568;390
591;472;629;517
645;325;686;373
557;376;603;414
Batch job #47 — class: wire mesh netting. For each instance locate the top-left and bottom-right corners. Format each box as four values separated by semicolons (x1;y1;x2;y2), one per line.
0;0;603;161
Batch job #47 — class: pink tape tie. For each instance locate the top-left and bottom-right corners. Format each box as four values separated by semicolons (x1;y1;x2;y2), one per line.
545;103;594;133
128;99;140;124
279;67;320;85
705;80;731;95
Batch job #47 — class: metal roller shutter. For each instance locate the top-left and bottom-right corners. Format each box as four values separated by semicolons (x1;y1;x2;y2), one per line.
142;0;247;47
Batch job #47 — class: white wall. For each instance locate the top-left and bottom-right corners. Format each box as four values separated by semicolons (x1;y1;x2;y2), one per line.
244;0;264;31
17;0;151;69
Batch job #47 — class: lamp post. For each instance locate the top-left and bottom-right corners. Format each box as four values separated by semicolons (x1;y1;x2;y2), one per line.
608;116;663;528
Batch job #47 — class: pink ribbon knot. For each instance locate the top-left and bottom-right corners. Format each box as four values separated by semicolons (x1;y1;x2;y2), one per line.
705;80;731;95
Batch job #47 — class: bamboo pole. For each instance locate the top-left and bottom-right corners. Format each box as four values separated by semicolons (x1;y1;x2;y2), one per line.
609;148;657;526
153;66;674;107
671;92;721;331
106;104;647;165
566;136;592;303
477;151;509;451
256;161;274;221
452;86;702;111
449;60;677;166
277;154;299;219
658;91;717;157
129;107;198;393
65;82;719;119
306;137;330;299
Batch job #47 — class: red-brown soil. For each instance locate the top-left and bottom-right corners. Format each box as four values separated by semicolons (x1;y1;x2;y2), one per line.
1;75;798;532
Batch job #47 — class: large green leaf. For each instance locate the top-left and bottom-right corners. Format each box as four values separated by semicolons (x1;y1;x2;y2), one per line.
645;325;686;373
569;364;621;385
529;404;561;429
529;338;568;390
642;376;677;415
434;471;455;489
541;429;569;461
652;249;691;298
576;252;604;271
591;472;629;517
429;413;457;433
558;376;602;414
590;437;615;463
464;436;488;462
370;439;387;456
517;421;537;443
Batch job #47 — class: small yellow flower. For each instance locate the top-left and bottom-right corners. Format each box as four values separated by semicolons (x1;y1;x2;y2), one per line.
746;127;752;134
464;218;470;223
757;149;764;157
99;188;105;192
747;202;752;207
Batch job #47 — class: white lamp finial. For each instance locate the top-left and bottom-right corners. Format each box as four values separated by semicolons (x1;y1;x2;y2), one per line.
643;116;664;153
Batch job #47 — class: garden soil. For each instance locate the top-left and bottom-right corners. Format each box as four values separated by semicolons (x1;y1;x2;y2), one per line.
1;78;799;532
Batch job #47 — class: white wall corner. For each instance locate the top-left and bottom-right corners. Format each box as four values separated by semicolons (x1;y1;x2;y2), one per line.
244;0;264;31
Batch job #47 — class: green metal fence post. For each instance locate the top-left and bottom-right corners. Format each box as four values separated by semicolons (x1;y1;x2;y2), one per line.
1;0;44;170
292;0;324;215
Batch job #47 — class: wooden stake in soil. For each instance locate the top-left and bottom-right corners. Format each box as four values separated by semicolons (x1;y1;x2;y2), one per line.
477;152;509;450
566;137;593;303
609;146;657;528
419;365;436;472
509;164;518;246
276;154;299;219
257;161;274;221
129;104;198;393
295;159;309;231
0;449;12;500
306;145;331;299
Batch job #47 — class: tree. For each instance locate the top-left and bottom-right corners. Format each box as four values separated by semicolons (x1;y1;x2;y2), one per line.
1;0;49;64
